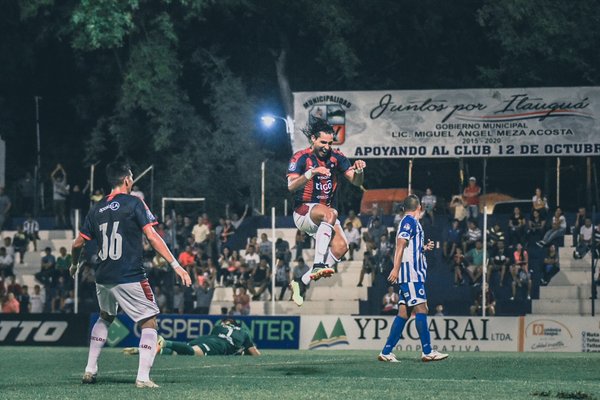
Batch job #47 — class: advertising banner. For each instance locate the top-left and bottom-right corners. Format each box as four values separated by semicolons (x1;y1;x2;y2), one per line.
523;316;600;352
90;314;300;349
0;314;88;346
299;316;519;352
293;87;600;158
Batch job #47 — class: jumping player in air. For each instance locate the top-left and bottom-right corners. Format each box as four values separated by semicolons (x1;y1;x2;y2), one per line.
378;195;448;363
287;118;366;306
123;319;260;357
70;161;192;388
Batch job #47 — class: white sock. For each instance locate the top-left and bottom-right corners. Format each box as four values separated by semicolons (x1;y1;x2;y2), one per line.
136;328;158;382
314;222;334;264
325;249;340;268
85;318;110;375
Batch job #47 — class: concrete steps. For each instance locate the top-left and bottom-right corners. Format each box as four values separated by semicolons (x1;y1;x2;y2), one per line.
209;299;359;316
532;298;598;315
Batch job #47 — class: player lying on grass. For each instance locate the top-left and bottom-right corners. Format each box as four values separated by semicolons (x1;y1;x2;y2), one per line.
378;195;448;363
124;319;260;356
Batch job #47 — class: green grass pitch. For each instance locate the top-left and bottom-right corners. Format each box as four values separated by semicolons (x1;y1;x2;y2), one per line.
1;347;599;400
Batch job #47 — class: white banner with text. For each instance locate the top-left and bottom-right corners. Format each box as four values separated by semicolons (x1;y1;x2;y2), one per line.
292;87;600;158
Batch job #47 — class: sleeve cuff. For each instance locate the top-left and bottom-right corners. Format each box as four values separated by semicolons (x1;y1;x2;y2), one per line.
80;232;92;241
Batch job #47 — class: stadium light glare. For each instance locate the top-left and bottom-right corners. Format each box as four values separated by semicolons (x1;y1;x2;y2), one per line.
260;115;277;128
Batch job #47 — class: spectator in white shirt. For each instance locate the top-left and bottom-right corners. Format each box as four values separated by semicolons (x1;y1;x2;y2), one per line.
192;216;210;249
537;208;567;247
243;245;260;271
30;284;45;313
421;188;437;225
343;221;361;261
0;247;14;279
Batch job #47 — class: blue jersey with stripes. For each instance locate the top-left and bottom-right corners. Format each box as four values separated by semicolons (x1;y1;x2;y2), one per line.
396;214;427;283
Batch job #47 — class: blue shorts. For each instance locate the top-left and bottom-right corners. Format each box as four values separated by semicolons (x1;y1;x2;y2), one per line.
398;282;427;307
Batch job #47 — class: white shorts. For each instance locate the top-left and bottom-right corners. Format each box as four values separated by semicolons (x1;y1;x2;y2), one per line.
96;279;159;322
398;282;428;307
293;203;341;237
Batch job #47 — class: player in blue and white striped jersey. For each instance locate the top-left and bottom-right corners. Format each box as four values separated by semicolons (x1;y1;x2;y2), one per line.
378;194;448;363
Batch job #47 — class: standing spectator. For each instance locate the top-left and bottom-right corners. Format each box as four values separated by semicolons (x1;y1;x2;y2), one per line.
194;278;215;314
30;284;45;313
0;187;11;232
572;207;587;248
178;245;196;269
392;205;405;231
249;257;271;300
449;195;467;227
381;286;399;315
0;247;14;279
274;258;290;300
443;219;462;261
531;187;549;219
541;244;560;286
258;233;272;261
365;217;387;249
452;247;466;286
13;226;28;264
465;240;484;286
527;209;546;244
231;205;249;229
56;247;73;281
510;243;531;301
462;220;482;252
344;209;363;232
357;242;376;287
343;221;361;261
220;218;236;249
4;237;15;263
294;229;306;262
488;240;510;287
470;288;495;316
50;164;69;228
421;188;437;225
462;177;481;219
376;234;394;275
508;207;527;248
19;285;30;313
275;237;292;265
537;208;567;248
23;214;40;251
2;292;20;313
191;216;210;250
35;247;56;288
217;247;232;286
69;183;89;231
573;218;594;259
233;286;250;315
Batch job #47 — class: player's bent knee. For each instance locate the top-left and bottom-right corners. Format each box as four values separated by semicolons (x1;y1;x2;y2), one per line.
138;315;158;330
100;311;115;324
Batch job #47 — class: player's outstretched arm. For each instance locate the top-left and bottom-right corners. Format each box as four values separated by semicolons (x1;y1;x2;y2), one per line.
246;347;261;356
144;226;192;287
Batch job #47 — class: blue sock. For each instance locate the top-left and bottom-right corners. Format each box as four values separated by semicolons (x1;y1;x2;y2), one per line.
381;316;407;355
415;313;431;354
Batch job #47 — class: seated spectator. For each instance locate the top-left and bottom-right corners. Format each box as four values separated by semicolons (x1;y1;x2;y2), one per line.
194;278;215;314
421;188;437;225
451;247;466;286
178;245;196;268
357;242;376;287
343;221;361;261
219;218;236;248
572;207;587;248
344;209;363;232
462;220;482;252
293;229;306;262
5;276;22;296
258;233;272;261
51;276;70;313
233;286;250;315
537;208;567;248
218;247;233;287
0;247;14;279
470;288;495;316
275;237;292;264
465;240;484;286
510;243;531;301
531;187;549;219
173;286;185;315
4;237;15;262
2;292;20;313
23;214;40;251
527;209;546;244
274;258;290;301
19;285;30;314
488;240;510;287
244;245;260;271
249;257;271;300
434;304;445;316
508;207;527;247
443;219;462;261
541;244;560;286
487;223;506;248
381;286;399;315
62;290;75;313
13;226;28;264
573;218;593;259
376;233;394;275
364;217;387;249
55;247;72;281
392;204;405;231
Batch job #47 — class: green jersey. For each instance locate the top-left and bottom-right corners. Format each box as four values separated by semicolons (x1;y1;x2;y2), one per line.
188;322;255;355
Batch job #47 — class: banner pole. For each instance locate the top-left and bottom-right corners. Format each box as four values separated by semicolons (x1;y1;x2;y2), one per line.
271;207;276;316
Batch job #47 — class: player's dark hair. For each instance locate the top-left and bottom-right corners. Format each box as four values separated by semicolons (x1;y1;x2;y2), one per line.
222;318;240;327
403;194;420;212
301;117;334;141
106;160;132;188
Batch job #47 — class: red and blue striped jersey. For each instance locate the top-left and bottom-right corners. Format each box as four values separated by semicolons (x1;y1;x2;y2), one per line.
80;193;158;284
287;148;352;209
